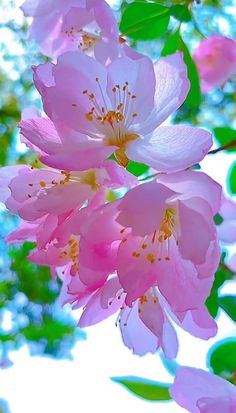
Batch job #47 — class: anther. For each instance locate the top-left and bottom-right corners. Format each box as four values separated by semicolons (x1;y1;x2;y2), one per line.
146;253;155;263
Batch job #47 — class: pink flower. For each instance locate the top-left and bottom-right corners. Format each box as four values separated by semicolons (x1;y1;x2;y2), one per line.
1;160;135;222
170;367;236;412
62;273;216;357
217;194;236;243
30;52;212;172
21;0;119;63
193;35;236;93
79;170;221;308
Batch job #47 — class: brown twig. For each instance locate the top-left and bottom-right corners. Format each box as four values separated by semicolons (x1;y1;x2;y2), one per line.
208;140;236;155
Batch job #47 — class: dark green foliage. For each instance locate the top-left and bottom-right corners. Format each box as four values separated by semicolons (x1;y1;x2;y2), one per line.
0;242;82;365
218;295;236;322
170;5;192;22
214;213;223;225
214;127;236;152
120;2;170;40
205;261;234;318
126;160;149;177
9;242;57;304
208;339;236;383
228;162;236;194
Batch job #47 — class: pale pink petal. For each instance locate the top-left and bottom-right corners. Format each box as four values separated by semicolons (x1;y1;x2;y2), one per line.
33;62;55;97
157;241;213;312
79;264;108;290
138;291;178;359
103;160;137;188
92;0;118;40
117;236;157;306
19;117;62;155
41;146;116;171
178;200;213;265
134;53;189;135
170;367;236;413
120;302;158;356
21;0;57;17
79;236;119;273
117;182;175;236
6;221;38;244
0;165;27;203
127;126;212;173
78;278;123;327
220;195;236;220
217;221;236;243
80;200;122;244
196;240;221;279
226;253;236;273
157;170;222;214
161;317;179;360
173;305;217;340
107;55;155;122
45;51;108;135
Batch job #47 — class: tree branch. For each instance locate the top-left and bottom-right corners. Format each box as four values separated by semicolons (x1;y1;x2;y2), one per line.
208;140;236;155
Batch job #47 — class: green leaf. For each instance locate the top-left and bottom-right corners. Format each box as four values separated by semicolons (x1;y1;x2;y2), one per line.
205;265;234;318
214;127;236;152
228;162;236;194
126;160;149;177
161;30;201;108
209;339;236;378
120;2;170;40
170;5;192;22
218;295;236;322
111;376;171;401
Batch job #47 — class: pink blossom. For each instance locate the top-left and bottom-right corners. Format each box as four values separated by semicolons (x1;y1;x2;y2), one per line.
30;52;212;172
193;35;236;93
0;157;135;280
21;0;119;63
0;160;135;222
61;273;216;357
79;170;221;308
170;367;236;412
217;194;236;243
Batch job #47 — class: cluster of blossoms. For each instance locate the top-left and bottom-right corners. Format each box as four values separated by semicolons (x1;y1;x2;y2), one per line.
1;0;236;410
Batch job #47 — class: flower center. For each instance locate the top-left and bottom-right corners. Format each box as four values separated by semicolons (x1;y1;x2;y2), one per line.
59;237;79;275
64;27;99;51
27;169;100;199
122;207;178;263
83;78;140;166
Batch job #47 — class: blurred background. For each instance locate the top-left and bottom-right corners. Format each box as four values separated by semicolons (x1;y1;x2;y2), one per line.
0;0;235;411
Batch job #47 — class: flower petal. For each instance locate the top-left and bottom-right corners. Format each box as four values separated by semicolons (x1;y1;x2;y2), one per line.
127;125;212;173
134;53;189;135
120;302;158;356
41;146;116;171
